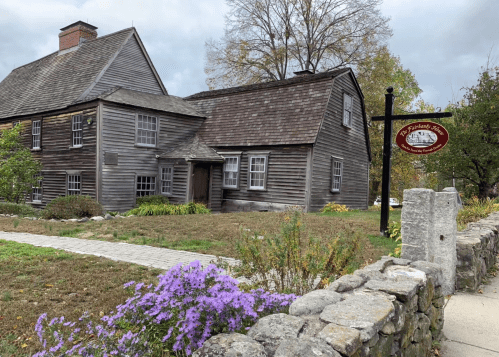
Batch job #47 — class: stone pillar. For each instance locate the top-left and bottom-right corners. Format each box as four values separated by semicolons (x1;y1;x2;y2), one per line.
442;187;463;210
432;191;458;295
401;189;435;262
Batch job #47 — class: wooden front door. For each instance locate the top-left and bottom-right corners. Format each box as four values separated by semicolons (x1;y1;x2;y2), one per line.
192;164;210;205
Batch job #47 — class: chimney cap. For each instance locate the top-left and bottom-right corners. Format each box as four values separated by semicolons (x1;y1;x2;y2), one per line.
60;21;98;32
293;69;315;76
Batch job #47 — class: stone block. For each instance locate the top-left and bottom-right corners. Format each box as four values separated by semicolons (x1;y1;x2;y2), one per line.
317;323;362;356
289;289;342;316
369;333;394;357
274;336;341;357
247;313;304;356
319;294;394;342
192;333;266;357
298;314;328;338
364;279;419;303
409;261;443;287
327;274;366;292
417;277;435;312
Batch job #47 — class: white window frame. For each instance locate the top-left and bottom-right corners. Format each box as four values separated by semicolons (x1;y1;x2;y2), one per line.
331;156;343;193
248;153;269;191
343;93;353;128
32;176;42;202
136;176;156;197
67;174;81;195
222;155;240;189
136;114;158;147
32;120;41;149
72;115;82;147
160;166;173;195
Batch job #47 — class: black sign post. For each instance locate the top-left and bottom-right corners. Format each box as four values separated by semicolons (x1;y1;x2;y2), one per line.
371;87;453;237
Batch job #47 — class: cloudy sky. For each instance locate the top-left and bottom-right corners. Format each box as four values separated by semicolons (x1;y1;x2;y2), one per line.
0;0;497;110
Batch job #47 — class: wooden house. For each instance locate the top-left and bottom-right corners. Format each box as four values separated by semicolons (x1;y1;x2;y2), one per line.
0;21;371;213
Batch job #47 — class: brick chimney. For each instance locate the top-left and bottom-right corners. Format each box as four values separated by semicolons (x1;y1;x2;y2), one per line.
59;21;98;52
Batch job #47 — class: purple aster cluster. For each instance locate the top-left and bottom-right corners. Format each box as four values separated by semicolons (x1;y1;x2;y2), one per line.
32;261;298;356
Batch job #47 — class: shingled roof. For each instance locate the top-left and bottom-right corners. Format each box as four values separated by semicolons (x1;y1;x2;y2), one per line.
159;136;224;162
96;87;203;118
185;68;350;147
0;27;136;119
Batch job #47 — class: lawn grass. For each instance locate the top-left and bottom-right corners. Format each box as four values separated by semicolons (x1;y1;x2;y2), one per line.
0;239;163;356
0;210;401;260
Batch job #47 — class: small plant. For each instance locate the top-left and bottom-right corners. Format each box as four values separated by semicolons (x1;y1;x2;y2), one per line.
136;194;169;207
233;211;362;295
368;204;394;211
42;195;104;220
321;202;349;212
386;221;402;258
2;291;12;301
12;219;20;228
457;196;499;229
106;211;120;217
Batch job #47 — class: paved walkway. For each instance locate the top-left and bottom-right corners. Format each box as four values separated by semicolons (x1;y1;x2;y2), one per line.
441;274;499;356
0;231;239;272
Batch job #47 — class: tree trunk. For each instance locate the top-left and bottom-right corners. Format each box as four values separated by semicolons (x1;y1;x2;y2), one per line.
477;181;493;199
369;180;380;205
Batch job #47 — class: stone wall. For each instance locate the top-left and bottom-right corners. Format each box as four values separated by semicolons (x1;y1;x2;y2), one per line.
193;257;444;357
456;212;499;291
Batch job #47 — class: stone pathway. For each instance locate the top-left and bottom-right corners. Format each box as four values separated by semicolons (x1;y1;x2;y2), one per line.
0;231;239;272
441;272;499;356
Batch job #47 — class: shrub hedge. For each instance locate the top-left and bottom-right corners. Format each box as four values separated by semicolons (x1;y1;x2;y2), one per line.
41;195;104;220
0;202;39;217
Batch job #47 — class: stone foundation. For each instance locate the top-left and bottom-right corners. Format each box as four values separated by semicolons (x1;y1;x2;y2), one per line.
456;212;499;291
193;257;444;357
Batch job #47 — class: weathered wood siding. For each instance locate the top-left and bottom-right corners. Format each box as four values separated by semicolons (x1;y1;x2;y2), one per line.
309;72;369;211
100;103;204;211
89;35;164;97
158;158;189;205
216;145;309;211
209;163;223;212
14;108;98;207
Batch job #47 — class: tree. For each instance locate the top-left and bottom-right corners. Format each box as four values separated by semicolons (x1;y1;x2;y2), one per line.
423;67;499;199
0;124;43;203
205;0;392;89
355;46;426;203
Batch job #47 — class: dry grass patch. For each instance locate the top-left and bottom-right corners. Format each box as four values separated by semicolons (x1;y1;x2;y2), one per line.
0;239;162;356
0;211;399;261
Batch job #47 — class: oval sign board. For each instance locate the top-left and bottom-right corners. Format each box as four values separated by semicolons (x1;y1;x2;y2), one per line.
396;121;449;155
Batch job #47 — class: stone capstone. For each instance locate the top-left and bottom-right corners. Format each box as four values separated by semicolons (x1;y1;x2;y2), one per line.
409;261;443;288
364;278;419;303
247;313;304;356
297;314;328;338
192;333;266;357
273;336;341;357
319;294;394;342
317;323;362;356
327;274;366;292
289;290;342;316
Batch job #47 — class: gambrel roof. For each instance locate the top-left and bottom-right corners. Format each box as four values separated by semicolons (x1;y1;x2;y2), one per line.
185;68;352;147
0;27;167;119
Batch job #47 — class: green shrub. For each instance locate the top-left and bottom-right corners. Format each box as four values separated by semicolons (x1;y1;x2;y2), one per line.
0;202;39;217
321;202;349;212
457;196;499;230
136;194;169;207
232;210;363;295
387;221;402;258
41;195;104;220
125;201;210;216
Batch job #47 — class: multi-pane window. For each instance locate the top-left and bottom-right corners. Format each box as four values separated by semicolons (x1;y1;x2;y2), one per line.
343;93;353;128
223;156;239;188
249;156;267;190
136;176;156;196
161;167;173;195
331;158;343;192
32;177;42;202
72;115;82;147
137;114;157;146
68;175;81;195
32;120;41;149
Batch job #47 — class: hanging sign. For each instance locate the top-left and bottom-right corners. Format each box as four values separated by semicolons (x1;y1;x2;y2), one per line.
395;121;449;155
